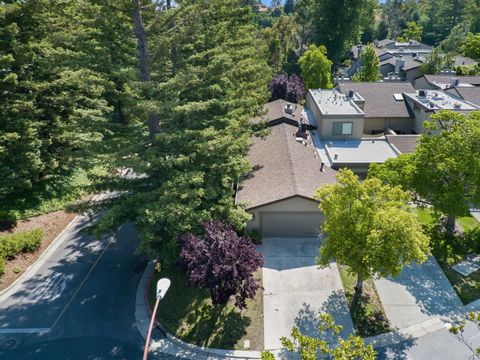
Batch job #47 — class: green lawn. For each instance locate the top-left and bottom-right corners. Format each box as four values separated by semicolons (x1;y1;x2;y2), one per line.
338;265;390;337
417;208;480;304
415;208;479;231
148;267;263;351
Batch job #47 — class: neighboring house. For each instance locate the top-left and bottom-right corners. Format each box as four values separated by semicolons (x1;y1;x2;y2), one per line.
251;99;310;128
375;39;432;59
337;82;415;134
305;89;364;139
413;74;480;90
447;86;480;107
454;55;477;67
236;122;337;237
305;87;399;174
403;89;480;134
386;134;420;154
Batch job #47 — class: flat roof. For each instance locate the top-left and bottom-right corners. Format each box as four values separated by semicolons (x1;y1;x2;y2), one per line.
309;89;364;115
404;90;480;111
325;139;398;164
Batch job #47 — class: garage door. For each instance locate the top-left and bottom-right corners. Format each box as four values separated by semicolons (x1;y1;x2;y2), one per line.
260;212;323;237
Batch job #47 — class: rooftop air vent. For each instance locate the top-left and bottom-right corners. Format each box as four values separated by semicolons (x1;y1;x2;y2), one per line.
285;103;294;114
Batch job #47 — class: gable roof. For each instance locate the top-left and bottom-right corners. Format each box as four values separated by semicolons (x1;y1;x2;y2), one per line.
454;55;477;67
423;75;480;88
236;123;337;210
251;99;306;126
337;82;415;119
386;135;420;154
377;39;395;48
452;87;480;107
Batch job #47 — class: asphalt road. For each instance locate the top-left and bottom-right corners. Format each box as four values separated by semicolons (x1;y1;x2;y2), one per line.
0;216;176;360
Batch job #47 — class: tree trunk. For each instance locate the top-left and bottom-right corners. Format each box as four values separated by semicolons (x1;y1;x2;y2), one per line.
354;273;363;297
132;0;160;137
446;214;456;235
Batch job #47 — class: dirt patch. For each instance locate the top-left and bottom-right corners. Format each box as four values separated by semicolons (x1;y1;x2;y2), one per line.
0;210;77;292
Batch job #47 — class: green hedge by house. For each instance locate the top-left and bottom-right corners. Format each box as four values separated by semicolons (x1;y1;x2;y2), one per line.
0;229;43;275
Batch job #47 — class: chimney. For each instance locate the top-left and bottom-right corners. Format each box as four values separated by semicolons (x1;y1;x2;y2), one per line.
451;77;460;88
320;162;325;172
285;103;293;114
395;57;405;74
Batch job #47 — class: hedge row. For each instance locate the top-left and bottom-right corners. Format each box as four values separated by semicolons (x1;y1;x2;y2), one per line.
0;229;43;275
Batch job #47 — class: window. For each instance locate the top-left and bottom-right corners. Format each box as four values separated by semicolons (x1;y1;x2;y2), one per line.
332;122;353;136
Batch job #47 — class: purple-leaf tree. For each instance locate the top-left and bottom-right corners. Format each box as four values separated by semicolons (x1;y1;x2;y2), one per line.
179;220;264;309
268;73;305;103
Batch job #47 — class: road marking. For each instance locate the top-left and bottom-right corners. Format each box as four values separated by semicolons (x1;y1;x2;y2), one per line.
0;328;50;334
49;229;119;330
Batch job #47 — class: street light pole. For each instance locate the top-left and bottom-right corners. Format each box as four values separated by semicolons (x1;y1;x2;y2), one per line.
142;278;171;360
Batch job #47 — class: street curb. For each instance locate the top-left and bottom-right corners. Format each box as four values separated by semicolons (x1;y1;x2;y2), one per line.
0;211;84;302
134;261;262;360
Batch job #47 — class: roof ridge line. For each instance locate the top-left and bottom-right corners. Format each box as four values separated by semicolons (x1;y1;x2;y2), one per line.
283;124;299;195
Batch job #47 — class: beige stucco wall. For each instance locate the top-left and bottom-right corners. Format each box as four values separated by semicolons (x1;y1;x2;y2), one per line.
246;196;321;232
306;91;365;140
363;117;414;134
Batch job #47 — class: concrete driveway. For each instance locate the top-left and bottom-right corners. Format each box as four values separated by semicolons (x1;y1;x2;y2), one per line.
260;237;353;350
374;257;463;330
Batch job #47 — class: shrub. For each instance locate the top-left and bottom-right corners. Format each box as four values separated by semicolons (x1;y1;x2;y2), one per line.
245;229;262;245
0;257;5;276
261;351;275;360
0;211;18;231
180;220;264;308
0;229;43;259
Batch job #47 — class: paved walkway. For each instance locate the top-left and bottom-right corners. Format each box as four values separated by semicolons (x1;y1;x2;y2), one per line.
260;237;353;350
374;257;463;330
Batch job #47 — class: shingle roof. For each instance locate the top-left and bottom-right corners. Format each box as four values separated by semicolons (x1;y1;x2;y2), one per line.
454;56;477;67
337;82;414;119
386;135;420;154
402;57;423;71
453;87;480;107
424;75;480;87
251;99;305;126
236;123;337;210
377;39;395;48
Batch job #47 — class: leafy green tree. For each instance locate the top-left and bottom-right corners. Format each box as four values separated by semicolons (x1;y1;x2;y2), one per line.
84;0;271;266
264;15;299;73
294;0;314;50
421;47;448;74
368;154;416;191
0;1;111;210
352;44;381;82
284;0;295;14
414;111;480;234
280;313;376;360
449;312;480;359
313;0;369;64
298;44;332;89
315;169;429;297
462;32;480;60
397;21;423;42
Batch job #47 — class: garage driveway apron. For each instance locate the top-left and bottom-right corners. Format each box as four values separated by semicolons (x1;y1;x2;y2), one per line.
260;237;353;350
374;256;463;330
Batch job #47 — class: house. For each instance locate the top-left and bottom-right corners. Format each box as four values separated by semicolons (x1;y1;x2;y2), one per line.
403;89;480;134
374;39;432;59
386;135;420;154
305;87;399;174
447;87;480;107
454;55;477;67
236;121;337;237
251;99;310;128
336;82;415;134
413;75;480;90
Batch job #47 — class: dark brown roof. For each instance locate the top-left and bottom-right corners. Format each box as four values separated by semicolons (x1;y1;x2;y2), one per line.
386;135;420;154
451;87;480;107
236;123;337;210
251;100;305;126
337;82;414;119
